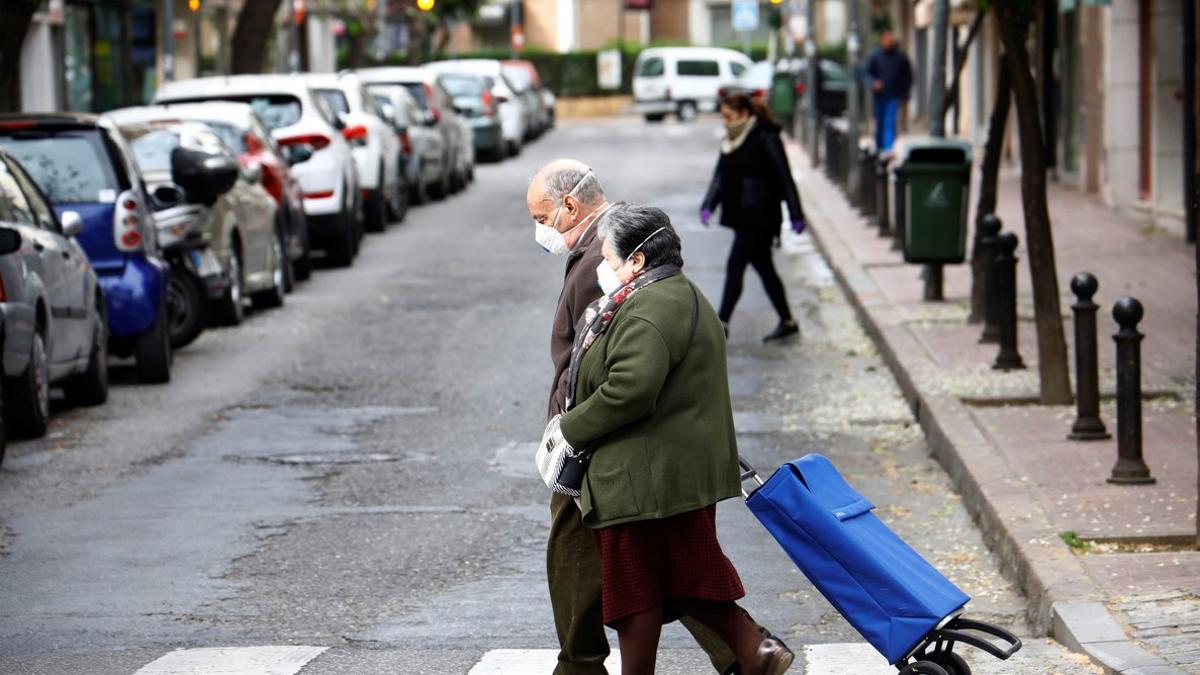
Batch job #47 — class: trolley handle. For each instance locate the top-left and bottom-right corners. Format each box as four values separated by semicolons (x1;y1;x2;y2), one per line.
738;456;765;499
940;617;1023;660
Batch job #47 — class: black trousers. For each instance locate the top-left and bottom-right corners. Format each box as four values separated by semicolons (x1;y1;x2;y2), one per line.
718;228;793;323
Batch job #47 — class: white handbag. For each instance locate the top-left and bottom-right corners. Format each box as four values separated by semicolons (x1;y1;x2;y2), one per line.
535;415;591;497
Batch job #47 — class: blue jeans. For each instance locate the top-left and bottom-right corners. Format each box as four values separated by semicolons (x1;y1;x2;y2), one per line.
874;96;901;151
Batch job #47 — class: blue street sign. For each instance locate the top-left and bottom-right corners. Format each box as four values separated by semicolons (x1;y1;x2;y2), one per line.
732;0;759;32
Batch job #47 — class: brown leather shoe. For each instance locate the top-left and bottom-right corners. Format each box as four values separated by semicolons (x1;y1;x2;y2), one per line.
754;637;795;675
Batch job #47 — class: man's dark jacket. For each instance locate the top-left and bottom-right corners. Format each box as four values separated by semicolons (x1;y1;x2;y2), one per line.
702;120;804;233
548;224;604;419
866;46;913;100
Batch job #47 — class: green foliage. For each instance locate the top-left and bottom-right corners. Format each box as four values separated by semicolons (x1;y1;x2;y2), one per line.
1059;531;1091;551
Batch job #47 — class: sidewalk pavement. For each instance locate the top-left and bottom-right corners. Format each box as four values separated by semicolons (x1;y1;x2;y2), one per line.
787;138;1200;674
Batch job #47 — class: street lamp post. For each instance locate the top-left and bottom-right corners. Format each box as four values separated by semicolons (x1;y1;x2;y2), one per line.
287;0;301;74
162;0;176;82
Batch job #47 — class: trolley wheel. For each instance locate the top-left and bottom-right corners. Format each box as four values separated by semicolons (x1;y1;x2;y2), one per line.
935;652;970;675
899;662;950;675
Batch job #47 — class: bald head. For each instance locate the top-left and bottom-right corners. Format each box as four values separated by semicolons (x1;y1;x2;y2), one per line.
527;159;607;234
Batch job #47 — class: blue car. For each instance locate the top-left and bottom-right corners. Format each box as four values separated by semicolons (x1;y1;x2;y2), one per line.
0;114;172;383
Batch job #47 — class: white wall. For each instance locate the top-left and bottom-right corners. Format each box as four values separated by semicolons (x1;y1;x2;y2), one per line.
20;17;61;113
1102;0;1141;210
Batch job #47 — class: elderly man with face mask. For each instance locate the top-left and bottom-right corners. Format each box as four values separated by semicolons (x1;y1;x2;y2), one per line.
527;163;755;675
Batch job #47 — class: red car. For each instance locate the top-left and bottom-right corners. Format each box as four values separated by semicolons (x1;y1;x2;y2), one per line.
152;101;312;286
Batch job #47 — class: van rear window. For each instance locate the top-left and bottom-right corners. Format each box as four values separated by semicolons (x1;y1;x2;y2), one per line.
0;130;120;204
677;60;719;77
637;57;665;77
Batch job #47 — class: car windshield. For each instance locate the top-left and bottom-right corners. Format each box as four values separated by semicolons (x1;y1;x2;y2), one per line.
167;95;302;130
637;57;664;77
400;83;429;110
123;126;181;174
315;89;351;117
440;75;483;97
0;130;120;204
502;66;532;91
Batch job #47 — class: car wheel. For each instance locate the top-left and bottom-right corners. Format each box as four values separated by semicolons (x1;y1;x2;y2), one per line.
507;139;522;157
411;163;431;205
325;203;357;268
293;222;313;282
365;191;388;233
135;302;172;385
644;113;666;123
389;167;409;223
211;238;245;326
677;101;698;122
166;266;208;349
64;299;108;406
252;230;287;310
5;329;50;438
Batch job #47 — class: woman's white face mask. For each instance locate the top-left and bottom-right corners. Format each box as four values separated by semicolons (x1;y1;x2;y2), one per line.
596;227;668;295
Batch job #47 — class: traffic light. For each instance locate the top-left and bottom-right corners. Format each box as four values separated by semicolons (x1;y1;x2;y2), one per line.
768;0;783;4
417;0;435;10
188;0;201;11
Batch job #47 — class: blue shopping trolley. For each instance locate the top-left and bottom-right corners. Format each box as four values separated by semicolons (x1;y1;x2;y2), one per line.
740;454;1022;675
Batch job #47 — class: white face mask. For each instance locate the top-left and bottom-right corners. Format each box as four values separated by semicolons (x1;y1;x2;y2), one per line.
534;170;597;256
596;226;668;296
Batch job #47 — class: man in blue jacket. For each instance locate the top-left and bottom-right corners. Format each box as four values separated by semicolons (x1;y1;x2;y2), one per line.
865;28;913;154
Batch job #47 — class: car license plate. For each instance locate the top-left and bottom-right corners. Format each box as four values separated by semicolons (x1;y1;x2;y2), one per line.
189;249;223;277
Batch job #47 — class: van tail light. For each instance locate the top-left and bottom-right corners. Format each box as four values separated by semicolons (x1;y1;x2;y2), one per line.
795;81;807;97
752;88;767;100
304;190;335;200
0;274;7;302
481;89;494;117
717;87;727;99
342;124;368;146
398;130;412;155
113;190;145;252
278;133;331;150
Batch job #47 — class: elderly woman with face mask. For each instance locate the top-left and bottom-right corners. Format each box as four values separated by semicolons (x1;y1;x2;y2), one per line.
546;203;794;675
701;93;806;343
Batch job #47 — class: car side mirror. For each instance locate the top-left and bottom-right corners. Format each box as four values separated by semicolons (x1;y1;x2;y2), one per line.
243;162;262;184
423;110;437;126
153;184;185;208
331;114;347;131
0;227;21;255
60;211;83;238
377;101;396;121
283;144;314;166
170;147;239;206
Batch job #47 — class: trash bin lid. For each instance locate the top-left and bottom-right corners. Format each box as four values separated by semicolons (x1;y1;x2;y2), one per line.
896;136;972;164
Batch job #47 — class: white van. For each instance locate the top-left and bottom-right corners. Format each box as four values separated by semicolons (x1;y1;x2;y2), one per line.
632;47;754;122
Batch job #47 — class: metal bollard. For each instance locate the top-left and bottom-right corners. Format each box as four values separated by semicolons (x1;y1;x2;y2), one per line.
1068;273;1111;440
977;215;1003;343
991;232;1026;371
1107;298;1156;484
891;165;907;252
859;146;877;217
876;156;891;237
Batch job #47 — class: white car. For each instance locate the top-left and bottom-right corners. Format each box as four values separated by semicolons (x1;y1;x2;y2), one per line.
366;83;446;205
632;47;754;122
425;60;527;157
307;73;404;232
154;75;362;267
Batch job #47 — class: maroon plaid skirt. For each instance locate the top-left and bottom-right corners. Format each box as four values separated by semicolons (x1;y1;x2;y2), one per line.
593;505;745;625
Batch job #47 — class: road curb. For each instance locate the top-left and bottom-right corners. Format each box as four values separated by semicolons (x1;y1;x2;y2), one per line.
786;142;1187;675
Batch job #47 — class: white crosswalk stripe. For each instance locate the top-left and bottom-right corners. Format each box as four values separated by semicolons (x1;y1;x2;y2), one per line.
467;644;895;674
132;646;327;675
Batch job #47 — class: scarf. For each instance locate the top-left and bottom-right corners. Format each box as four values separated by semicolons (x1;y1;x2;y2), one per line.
564;264;682;410
721;115;757;154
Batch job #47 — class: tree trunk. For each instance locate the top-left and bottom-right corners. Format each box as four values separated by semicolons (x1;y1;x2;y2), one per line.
434;20;453;58
969;57;1011;323
231;0;284;74
407;13;426;65
942;10;987;120
995;1;1073;405
0;3;38;112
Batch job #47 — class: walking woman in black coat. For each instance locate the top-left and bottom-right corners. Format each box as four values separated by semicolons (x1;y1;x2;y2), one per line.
701;93;806;342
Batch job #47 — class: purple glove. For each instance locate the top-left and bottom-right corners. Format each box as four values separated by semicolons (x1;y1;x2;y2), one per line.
700;208;713;226
791;218;807;235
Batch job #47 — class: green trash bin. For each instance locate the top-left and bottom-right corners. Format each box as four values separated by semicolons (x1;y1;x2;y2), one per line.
899;138;972;265
770;68;797;131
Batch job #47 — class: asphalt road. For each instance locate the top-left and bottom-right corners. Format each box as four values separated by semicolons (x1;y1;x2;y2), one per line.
0;117;1099;675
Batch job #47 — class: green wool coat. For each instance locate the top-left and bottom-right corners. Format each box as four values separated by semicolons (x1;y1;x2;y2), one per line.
558;274;742;529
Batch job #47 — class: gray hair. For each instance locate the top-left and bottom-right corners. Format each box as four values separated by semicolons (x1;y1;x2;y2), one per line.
543;165;606;205
598;203;684;269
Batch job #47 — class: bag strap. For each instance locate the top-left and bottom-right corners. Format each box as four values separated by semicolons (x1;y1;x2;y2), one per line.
688;282;700;344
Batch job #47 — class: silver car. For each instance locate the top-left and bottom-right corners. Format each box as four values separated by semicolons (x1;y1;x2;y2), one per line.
0;148;107;449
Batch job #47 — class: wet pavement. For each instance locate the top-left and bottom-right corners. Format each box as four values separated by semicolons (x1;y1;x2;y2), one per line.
0;116;1100;674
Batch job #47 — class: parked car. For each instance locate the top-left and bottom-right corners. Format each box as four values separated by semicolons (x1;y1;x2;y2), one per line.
366;83;443;207
425;60;528;157
502;59;553;137
148;101;311;291
436;73;497;170
0;113;172;384
355;67;463;199
109;108;284;330
154;75;363;267
308;73;405;232
0;148;108;444
632;46;754;122
718;58;850;118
